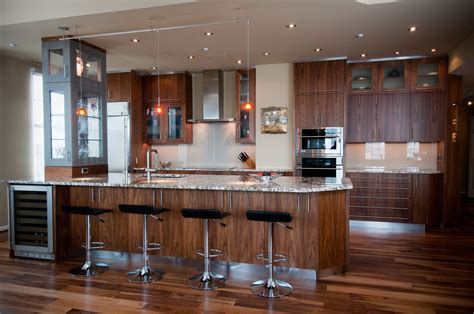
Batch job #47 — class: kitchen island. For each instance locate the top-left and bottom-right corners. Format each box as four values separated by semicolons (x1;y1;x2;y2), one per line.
7;173;352;278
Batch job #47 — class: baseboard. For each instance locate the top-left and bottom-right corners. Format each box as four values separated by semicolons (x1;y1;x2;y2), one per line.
0;225;8;232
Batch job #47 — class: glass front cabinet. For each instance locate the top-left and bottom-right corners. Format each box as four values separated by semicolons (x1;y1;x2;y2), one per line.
42;39;107;170
377;61;410;92
347;63;378;94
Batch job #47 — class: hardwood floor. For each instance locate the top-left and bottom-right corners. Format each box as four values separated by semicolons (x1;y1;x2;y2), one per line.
1;208;474;313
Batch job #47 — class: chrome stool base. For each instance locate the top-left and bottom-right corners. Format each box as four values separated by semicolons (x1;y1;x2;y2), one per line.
188;272;226;290
250;279;293;298
127;266;164;284
69;262;108;277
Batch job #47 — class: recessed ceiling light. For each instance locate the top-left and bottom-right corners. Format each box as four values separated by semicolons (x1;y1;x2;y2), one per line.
468;101;473;106
204;32;213;36
131;38;140;43
85;63;91;68
236;60;243;64
263;52;270;56
430;48;437;53
7;43;16;47
394;51;401;55
151;66;158;70
361;53;366;58
356;33;364;38
286;23;296;29
409;26;417;32
314;48;322;52
202;47;209;52
188;55;195;59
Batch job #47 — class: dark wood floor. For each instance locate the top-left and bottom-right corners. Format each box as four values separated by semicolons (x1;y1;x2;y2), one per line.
1;208;474;313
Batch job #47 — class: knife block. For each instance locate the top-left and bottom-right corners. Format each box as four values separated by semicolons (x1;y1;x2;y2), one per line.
241;157;256;169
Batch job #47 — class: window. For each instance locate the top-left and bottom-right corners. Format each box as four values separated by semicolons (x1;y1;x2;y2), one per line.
32;70;44;178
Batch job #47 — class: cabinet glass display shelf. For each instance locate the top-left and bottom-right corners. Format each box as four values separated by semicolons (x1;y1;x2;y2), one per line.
416;63;439;88
42;39;107;170
351;67;373;91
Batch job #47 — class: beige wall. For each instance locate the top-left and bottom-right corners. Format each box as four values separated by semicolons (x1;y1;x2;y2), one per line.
255;64;294;169
0;55;35;228
449;33;474;75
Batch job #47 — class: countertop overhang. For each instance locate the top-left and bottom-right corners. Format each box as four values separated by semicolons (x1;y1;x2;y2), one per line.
6;173;353;193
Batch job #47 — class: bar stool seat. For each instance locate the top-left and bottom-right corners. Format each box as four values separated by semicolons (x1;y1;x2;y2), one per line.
181;208;229;290
61;205;112;277
118;204;169;284
247;210;293;298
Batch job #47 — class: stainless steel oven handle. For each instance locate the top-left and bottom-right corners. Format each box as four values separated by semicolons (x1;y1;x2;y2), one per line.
298;135;340;138
296;167;343;170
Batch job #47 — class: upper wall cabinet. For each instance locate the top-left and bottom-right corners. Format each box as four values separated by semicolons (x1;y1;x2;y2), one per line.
107;72;131;102
142;73;193;145
294;60;346;93
236;69;256;144
410;91;446;142
42;39;107;168
377;61;410;93
347;62;377;94
410;58;447;92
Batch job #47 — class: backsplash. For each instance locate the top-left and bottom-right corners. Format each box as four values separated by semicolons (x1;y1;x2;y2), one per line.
152;123;255;168
346;143;439;169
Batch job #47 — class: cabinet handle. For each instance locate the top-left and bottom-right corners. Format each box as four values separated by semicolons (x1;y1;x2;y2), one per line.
91;188;95;203
160;190;163;207
307;194;310;213
63;65;67;77
411;128;414;139
98;188;101;203
228;191;232;209
152;190;156;205
372;129;376;140
320;114;323;125
108;90;111;99
297;194;300;212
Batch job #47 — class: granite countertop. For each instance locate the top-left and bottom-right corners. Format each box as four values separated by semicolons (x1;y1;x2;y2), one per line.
6;173;352;193
134;167;294;173
346;167;443;174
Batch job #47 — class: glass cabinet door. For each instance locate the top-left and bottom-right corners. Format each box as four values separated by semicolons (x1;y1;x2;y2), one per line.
145;105;162;142
350;66;374;92
236;69;256;144
75;49;102;82
381;64;406;91
167;106;182;140
50;91;67;160
416;63;439;89
42;41;72;83
77;95;102;159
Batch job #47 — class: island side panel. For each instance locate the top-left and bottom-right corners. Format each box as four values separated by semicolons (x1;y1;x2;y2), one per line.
317;190;348;272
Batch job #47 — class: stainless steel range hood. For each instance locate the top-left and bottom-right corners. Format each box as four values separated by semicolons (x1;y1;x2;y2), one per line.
187;70;236;123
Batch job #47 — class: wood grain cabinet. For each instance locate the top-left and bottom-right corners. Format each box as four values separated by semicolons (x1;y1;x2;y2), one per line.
294;60;345;93
348;172;443;226
377;93;410;142
142;73;193;145
294;60;345;128
348;173;412;223
410;57;447;92
346;94;378;142
107;72;131;102
411;174;443;227
410;91;446;142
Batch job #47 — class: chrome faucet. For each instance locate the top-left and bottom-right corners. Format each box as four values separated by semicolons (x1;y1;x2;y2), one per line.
146;148;159;180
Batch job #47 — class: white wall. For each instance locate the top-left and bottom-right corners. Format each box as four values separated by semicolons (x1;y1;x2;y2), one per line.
0;55;35;228
255;64;294;169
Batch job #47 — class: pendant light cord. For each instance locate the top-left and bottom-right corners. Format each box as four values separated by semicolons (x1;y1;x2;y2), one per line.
247;19;250;104
157;29;161;106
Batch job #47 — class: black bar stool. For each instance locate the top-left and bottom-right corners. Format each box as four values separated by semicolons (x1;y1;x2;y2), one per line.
181;208;229;290
118;204;169;283
246;210;293;298
62;205;112;277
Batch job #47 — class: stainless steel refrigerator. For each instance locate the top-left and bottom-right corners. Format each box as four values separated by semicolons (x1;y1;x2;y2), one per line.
107;102;130;173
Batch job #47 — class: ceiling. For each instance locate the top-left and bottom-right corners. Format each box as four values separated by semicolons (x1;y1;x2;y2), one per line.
1;0;474;77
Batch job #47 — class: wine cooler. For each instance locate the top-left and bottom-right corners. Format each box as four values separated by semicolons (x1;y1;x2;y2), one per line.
9;185;54;260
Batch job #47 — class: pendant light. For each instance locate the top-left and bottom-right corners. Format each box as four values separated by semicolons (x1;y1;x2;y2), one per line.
241;19;254;111
154;29;162;115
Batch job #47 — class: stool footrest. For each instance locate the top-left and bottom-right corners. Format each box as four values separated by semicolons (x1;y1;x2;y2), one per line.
256;253;288;263
196;248;224;258
81;241;106;250
138;242;164;251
